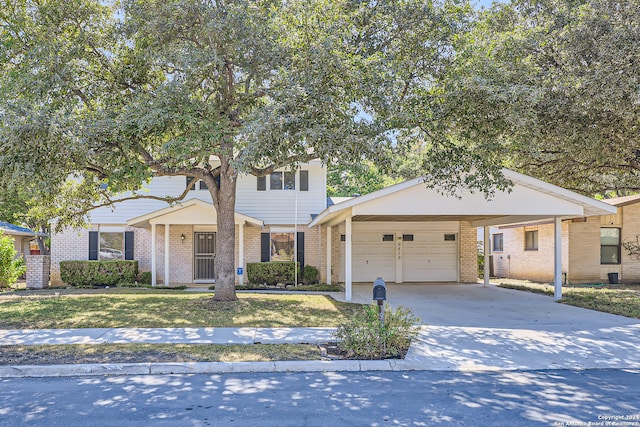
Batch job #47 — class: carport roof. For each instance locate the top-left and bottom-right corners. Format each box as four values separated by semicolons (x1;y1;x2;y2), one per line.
308;169;616;228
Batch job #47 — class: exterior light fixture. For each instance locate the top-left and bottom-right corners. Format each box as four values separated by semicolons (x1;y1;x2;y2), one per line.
181;234;185;242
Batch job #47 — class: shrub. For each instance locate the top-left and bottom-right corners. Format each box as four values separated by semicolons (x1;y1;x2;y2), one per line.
301;265;319;285
137;271;152;285
333;304;420;359
246;262;299;285
0;231;26;288
59;260;138;287
477;241;484;278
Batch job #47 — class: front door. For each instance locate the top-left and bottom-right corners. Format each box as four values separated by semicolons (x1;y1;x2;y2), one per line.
194;232;215;281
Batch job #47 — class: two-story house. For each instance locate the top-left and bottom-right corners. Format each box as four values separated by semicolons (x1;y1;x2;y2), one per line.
50;164;616;300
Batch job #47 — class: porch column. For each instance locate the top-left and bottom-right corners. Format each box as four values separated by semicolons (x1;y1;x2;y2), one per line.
151;223;157;286
484;226;490;287
345;217;352;301
554;216;562;301
164;223;170;287
238;222;244;285
326;226;332;285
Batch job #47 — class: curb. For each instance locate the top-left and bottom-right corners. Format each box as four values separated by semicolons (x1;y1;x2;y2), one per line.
0;359;426;378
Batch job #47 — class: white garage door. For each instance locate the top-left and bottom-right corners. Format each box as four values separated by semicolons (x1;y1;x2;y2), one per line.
352;233;396;282
402;232;458;281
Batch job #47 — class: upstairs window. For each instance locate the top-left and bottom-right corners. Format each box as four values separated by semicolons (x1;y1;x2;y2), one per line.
270;171;295;190
258;171;308;191
492;234;504;252
525;230;538;251
601;228;621;265
186;176;219;191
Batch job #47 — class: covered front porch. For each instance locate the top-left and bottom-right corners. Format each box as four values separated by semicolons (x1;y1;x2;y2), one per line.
310;169;617;301
127;199;263;286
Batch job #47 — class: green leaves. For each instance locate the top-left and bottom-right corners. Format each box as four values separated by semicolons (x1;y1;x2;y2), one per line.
456;0;640;195
0;231;26;288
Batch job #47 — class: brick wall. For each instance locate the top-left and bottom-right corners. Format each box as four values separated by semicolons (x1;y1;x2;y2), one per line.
459;221;478;282
50;226;94;285
621;203;640;281
567;218;601;283
26;255;50;289
51;225;152;285
493;223;556;282
168;225;193;283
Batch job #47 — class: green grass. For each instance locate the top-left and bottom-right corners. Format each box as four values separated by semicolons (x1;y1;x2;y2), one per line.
498;280;640;319
0;288;361;329
228;283;344;292
0;343;321;365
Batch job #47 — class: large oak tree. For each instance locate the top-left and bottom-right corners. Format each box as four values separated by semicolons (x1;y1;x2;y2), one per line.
1;0;489;300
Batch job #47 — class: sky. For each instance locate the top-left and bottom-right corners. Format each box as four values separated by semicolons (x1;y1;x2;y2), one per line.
473;0;506;9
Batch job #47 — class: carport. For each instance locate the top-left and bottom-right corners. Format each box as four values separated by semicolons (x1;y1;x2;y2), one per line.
309;169;616;301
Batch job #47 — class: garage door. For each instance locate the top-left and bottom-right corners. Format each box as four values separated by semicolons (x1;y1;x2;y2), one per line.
402;232;458;282
352;233;396;282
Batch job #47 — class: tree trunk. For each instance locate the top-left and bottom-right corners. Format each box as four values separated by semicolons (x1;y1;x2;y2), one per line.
210;156;238;301
36;227;49;255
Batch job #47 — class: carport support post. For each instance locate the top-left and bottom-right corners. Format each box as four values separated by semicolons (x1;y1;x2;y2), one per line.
164;224;170;287
345;216;352;301
483;226;490;287
326;226;332;285
554;216;562;301
151;223;157;286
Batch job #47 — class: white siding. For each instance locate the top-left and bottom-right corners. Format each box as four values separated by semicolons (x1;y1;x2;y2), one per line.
86;161;327;225
235;161;326;225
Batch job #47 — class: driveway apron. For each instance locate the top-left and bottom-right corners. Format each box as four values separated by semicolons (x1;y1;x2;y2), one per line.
340;283;640;371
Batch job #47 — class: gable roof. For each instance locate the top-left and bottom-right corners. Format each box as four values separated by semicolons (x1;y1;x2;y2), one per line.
601;194;640;207
0;221;40;237
127;199;263;228
309;169;617;228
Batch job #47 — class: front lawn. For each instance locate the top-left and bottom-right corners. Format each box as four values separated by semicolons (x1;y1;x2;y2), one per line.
497;280;640;319
0;288;361;329
0;343;321;365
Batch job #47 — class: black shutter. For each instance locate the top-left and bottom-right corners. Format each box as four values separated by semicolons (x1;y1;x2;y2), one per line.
186;176;195;191
297;232;305;269
300;170;309;191
261;233;270;262
257;176;266;191
88;231;98;260
124;231;134;260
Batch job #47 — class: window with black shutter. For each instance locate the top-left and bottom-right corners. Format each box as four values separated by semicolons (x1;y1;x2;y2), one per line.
300;170;309;191
257;176;266;191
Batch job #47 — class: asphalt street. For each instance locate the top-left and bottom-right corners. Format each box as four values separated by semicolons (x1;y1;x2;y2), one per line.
1;369;639;426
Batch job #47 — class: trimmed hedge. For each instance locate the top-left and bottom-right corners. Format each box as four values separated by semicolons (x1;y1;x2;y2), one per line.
60;260;139;287
246;262;300;285
301;265;319;285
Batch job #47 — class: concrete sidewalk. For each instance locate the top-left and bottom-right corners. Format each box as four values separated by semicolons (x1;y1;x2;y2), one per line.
2;321;640;378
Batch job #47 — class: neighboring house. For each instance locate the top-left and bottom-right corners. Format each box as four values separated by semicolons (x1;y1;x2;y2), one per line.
491;195;640;284
0;221;42;257
50;164;615;300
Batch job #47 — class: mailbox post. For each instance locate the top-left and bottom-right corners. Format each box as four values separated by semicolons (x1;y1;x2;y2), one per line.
372;277;386;325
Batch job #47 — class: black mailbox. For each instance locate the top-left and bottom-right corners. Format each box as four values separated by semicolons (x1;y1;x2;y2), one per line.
372;277;386;301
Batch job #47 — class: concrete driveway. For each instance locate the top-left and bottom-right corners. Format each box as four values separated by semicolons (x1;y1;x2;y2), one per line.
338;283;640;371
